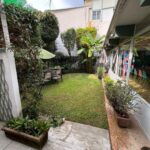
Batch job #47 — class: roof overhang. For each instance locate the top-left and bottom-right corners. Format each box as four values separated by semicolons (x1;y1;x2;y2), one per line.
104;0;150;49
139;0;150;7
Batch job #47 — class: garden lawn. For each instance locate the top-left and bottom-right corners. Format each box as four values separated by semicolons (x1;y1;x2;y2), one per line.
39;73;108;129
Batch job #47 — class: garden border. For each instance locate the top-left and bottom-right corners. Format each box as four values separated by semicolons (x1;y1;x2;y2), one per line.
102;79;150;150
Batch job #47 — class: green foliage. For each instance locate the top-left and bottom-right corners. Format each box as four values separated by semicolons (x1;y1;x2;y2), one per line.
22;101;39;119
15;47;44;103
48;116;64;128
4;0;26;7
61;28;76;57
3;5;42;48
105;80;136;117
0;5;60;119
40;10;59;52
97;66;104;79
104;76;114;87
78;33;104;58
76;27;97;49
7;117;50;136
76;29;104;73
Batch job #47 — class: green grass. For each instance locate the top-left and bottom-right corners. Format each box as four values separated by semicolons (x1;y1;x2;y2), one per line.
39;73;108;129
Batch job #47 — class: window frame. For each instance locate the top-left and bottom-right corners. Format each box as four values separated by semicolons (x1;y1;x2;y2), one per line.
92;10;101;20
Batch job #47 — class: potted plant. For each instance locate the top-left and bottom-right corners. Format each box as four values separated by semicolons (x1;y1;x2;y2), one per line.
2;117;50;149
141;147;150;150
97;66;104;79
105;80;136;128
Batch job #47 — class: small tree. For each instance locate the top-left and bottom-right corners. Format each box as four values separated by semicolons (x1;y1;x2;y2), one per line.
61;28;76;57
40;10;59;52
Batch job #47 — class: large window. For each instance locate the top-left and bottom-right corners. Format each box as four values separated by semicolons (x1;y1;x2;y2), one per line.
92;10;101;20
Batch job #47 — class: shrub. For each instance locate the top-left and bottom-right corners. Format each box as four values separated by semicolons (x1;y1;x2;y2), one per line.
1;5;42;48
6;117;50;136
48;116;64;128
105;80;136;117
22;101;39;119
61;28;76;57
76;27;97;49
104;76;114;87
97;66;105;79
40;10;59;52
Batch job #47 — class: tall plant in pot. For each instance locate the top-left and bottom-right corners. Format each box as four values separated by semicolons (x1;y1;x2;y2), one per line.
105;80;136;128
97;66;104;79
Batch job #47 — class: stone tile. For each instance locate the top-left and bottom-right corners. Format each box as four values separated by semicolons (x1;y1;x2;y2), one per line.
0;132;12;150
0;122;5;130
65;122;110;150
4;141;35;150
48;121;72;141
43;140;83;150
48;121;111;150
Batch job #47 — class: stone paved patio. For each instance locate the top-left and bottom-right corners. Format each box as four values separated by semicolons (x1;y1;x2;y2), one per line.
0;121;110;150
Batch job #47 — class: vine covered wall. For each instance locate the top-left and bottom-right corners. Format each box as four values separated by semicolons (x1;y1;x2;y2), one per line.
0;4;59;118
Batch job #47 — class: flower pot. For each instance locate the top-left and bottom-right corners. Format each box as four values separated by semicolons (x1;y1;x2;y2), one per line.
141;147;150;150
98;75;103;80
115;112;131;128
2;127;48;149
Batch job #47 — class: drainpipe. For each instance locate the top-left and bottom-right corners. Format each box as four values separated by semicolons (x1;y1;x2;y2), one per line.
126;38;134;84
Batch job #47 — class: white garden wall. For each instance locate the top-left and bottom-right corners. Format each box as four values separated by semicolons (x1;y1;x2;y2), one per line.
0;51;22;120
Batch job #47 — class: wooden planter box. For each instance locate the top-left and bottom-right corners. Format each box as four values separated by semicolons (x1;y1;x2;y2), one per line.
2;127;48;149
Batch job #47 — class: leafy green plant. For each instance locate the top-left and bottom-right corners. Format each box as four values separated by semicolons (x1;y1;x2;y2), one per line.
61;28;76;57
105;80;136;117
22;101;39;119
7;117;50;136
76;27;97;49
97;66;105;79
48;116;64;128
77;32;105;73
104;76;114;87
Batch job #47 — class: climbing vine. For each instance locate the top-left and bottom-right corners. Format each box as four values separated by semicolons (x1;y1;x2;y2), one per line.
0;4;59;118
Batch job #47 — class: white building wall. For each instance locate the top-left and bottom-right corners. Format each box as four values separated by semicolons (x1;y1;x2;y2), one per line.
91;0;117;36
0;12;22;120
52;7;89;55
53;7;89;33
0;52;22;119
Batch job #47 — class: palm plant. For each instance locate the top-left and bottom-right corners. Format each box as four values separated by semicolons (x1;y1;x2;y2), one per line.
77;33;105;73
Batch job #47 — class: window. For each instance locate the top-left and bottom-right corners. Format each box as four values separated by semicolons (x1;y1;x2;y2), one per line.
92;10;101;20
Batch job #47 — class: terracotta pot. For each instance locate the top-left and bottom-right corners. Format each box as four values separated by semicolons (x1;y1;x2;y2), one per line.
98;75;103;80
115;112;131;128
141;147;150;150
2;127;48;149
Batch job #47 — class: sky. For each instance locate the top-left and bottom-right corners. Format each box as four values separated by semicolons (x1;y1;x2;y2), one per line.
26;0;84;11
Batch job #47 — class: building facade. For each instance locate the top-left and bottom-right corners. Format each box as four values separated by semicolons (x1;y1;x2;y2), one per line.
88;0;117;36
52;0;117;55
